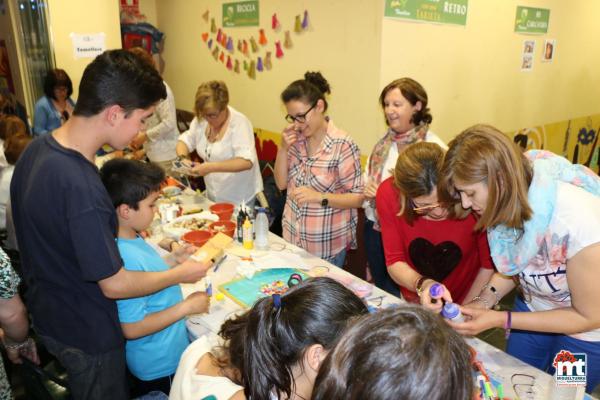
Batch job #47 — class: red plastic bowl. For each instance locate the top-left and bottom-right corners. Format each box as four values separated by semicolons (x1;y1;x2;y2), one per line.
209;203;235;221
209;220;236;238
181;230;213;247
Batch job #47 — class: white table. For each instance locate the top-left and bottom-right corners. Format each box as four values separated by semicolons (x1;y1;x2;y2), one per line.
163;191;593;400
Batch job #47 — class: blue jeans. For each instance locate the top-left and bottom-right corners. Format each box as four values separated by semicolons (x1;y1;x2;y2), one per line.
39;334;129;400
507;297;600;393
364;219;400;297
325;248;347;269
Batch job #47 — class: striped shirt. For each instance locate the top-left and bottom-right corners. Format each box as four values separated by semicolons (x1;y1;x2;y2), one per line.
282;120;363;260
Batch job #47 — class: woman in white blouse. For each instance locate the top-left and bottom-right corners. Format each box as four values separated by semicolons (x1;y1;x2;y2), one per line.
176;81;263;205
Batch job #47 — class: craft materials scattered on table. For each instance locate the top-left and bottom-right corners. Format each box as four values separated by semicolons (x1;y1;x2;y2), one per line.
218;268;308;308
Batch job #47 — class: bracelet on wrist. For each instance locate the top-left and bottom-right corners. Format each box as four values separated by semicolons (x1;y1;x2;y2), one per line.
504;311;512;339
471;295;491;309
4;337;33;351
480;284;500;307
414;276;430;297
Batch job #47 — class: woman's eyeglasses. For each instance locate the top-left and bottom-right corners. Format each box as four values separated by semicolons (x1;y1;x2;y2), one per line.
285;102;317;124
410;200;442;215
204;109;224;120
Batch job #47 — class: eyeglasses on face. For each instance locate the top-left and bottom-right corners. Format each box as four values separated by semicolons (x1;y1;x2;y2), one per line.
285;102;317;124
410;199;442;215
204;109;224;119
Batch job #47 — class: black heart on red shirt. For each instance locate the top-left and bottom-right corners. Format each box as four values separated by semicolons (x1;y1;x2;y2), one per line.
408;238;462;282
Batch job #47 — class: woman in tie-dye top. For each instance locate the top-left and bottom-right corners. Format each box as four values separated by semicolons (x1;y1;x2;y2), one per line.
273;72;364;268
441;124;600;393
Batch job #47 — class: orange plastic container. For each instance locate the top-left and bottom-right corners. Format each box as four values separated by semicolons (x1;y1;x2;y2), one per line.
209;203;235;221
181;230;213;247
209;220;236;238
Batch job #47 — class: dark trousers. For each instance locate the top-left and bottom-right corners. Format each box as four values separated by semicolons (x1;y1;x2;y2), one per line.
364;219;401;297
39;334;128;400
131;373;174;398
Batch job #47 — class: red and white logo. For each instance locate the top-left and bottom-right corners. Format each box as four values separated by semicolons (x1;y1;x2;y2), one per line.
553;350;586;386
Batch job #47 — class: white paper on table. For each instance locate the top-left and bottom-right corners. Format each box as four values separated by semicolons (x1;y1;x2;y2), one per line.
188;302;241;333
250;252;311;270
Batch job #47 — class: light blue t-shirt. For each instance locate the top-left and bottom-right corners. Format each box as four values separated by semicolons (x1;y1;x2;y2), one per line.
116;237;189;380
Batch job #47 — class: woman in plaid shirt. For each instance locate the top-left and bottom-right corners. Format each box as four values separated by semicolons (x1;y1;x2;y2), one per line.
274;72;364;268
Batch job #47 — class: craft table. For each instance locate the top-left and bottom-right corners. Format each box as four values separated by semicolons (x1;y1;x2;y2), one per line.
160;190;594;400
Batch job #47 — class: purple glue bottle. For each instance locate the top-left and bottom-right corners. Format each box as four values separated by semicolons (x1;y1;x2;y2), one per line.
429;283;444;304
441;302;465;323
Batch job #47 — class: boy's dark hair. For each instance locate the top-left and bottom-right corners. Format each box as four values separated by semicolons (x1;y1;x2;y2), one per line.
74;50;166;117
312;305;474;400
100;158;165;210
281;71;331;112
243;277;368;400
43;69;73;100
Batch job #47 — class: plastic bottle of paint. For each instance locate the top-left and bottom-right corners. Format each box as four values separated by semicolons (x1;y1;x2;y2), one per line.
429;283;444;303
441;302;465;323
242;217;254;250
254;208;269;250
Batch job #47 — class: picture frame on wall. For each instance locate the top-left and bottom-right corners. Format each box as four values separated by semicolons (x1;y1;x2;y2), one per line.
542;39;556;62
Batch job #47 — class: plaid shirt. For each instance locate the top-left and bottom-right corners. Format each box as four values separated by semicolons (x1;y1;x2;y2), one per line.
282;120;364;260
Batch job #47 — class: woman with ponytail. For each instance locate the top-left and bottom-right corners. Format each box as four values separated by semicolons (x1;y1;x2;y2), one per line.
274;72;364;268
243;277;368;400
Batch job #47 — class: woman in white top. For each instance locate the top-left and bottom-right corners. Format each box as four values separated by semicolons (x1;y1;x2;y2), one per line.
363;78;446;297
176;81;263;205
127;47;179;172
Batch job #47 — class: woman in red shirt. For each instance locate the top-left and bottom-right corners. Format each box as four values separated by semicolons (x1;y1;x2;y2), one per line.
376;142;494;309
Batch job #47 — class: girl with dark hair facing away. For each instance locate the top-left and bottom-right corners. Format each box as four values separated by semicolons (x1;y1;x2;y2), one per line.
274;72;364;268
243;276;369;400
311;305;474;400
33;68;75;136
376;142;493;310
169;313;248;400
363;78;447;296
442;124;600;393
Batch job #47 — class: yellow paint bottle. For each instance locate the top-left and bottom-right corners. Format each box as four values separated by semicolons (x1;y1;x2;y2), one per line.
242;217;254;250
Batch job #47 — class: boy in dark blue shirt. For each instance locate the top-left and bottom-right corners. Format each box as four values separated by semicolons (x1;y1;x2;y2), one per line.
11;50;211;399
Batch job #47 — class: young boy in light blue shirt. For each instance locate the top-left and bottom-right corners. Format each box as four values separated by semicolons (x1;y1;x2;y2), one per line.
100;158;210;397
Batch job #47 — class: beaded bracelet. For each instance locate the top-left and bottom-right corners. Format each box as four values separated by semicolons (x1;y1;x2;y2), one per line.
480;284;500;307
471;295;491;309
4;337;33;351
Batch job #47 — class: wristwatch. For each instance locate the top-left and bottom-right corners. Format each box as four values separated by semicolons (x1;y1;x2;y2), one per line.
321;194;329;207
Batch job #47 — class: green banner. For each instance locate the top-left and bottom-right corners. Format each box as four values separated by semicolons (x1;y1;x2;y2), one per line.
384;0;468;26
514;6;550;34
222;0;259;27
